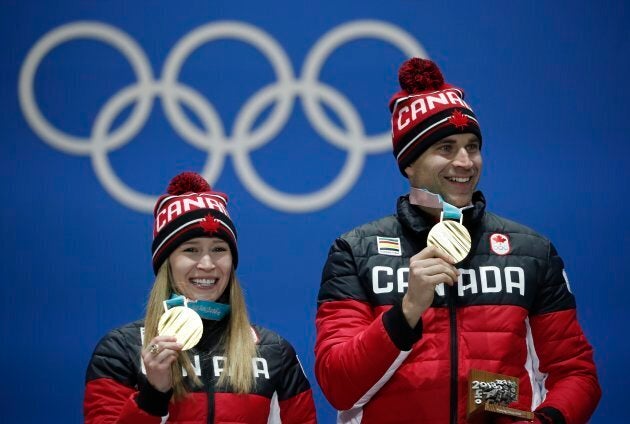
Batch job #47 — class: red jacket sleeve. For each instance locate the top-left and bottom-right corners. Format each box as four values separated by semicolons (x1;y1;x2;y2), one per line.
276;338;318;423
315;238;419;411
84;378;164;424
84;327;169;424
279;389;317;423
529;244;601;423
529;310;601;423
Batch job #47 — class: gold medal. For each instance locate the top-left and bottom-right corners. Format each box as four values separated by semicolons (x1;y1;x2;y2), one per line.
157;306;203;350
427;220;471;263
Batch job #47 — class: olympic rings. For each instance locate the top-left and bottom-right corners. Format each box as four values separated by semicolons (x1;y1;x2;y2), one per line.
19;20;427;212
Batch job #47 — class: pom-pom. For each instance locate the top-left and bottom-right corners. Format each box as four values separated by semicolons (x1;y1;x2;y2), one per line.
398;58;444;94
167;171;211;195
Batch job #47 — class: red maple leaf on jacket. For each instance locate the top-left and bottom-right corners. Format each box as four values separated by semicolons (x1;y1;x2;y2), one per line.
200;214;221;234
493;234;507;243
449;110;469;130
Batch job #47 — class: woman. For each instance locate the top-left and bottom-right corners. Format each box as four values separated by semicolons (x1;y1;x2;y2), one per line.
84;172;317;423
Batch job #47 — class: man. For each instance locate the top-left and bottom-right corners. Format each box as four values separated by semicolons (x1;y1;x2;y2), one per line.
314;58;600;424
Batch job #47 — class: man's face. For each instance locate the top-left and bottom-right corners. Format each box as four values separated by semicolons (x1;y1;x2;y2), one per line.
405;133;482;208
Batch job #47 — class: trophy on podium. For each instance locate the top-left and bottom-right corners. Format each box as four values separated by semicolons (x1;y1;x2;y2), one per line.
467;369;534;422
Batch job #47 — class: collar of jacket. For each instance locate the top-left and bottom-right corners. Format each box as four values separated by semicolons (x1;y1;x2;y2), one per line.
396;190;486;235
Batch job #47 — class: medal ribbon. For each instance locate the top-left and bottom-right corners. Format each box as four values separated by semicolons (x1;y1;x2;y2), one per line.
409;187;470;222
165;294;230;321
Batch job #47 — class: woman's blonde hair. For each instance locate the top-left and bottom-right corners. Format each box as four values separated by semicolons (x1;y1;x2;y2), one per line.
143;260;257;400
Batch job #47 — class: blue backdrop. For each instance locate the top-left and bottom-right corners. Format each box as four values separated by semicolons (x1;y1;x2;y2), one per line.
1;1;627;422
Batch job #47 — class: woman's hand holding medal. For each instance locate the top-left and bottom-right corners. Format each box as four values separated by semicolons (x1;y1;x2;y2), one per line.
142;336;183;393
402;246;460;328
140;297;204;392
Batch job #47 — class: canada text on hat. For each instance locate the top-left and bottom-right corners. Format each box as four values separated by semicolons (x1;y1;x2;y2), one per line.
154;193;230;234
389;58;482;175
151;172;238;274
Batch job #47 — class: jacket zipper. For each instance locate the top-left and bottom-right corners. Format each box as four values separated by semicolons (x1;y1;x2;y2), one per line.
448;284;458;424
208;387;215;423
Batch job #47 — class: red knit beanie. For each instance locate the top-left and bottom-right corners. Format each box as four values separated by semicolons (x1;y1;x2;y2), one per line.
151;172;238;274
389;58;482;175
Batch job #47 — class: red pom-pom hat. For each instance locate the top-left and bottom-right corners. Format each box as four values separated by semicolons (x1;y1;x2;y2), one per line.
151;171;238;274
389;58;482;176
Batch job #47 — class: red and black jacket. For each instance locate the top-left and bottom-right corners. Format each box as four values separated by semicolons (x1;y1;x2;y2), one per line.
315;192;600;424
85;319;317;423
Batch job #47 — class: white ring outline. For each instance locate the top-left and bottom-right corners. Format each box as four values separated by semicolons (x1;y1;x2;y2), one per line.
302;20;428;152
232;80;365;212
19;20;428;212
91;83;226;211
18;21;154;155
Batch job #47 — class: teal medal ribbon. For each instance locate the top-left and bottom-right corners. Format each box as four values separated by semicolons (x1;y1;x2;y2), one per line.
409;187;466;222
440;197;463;221
165;294;231;321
